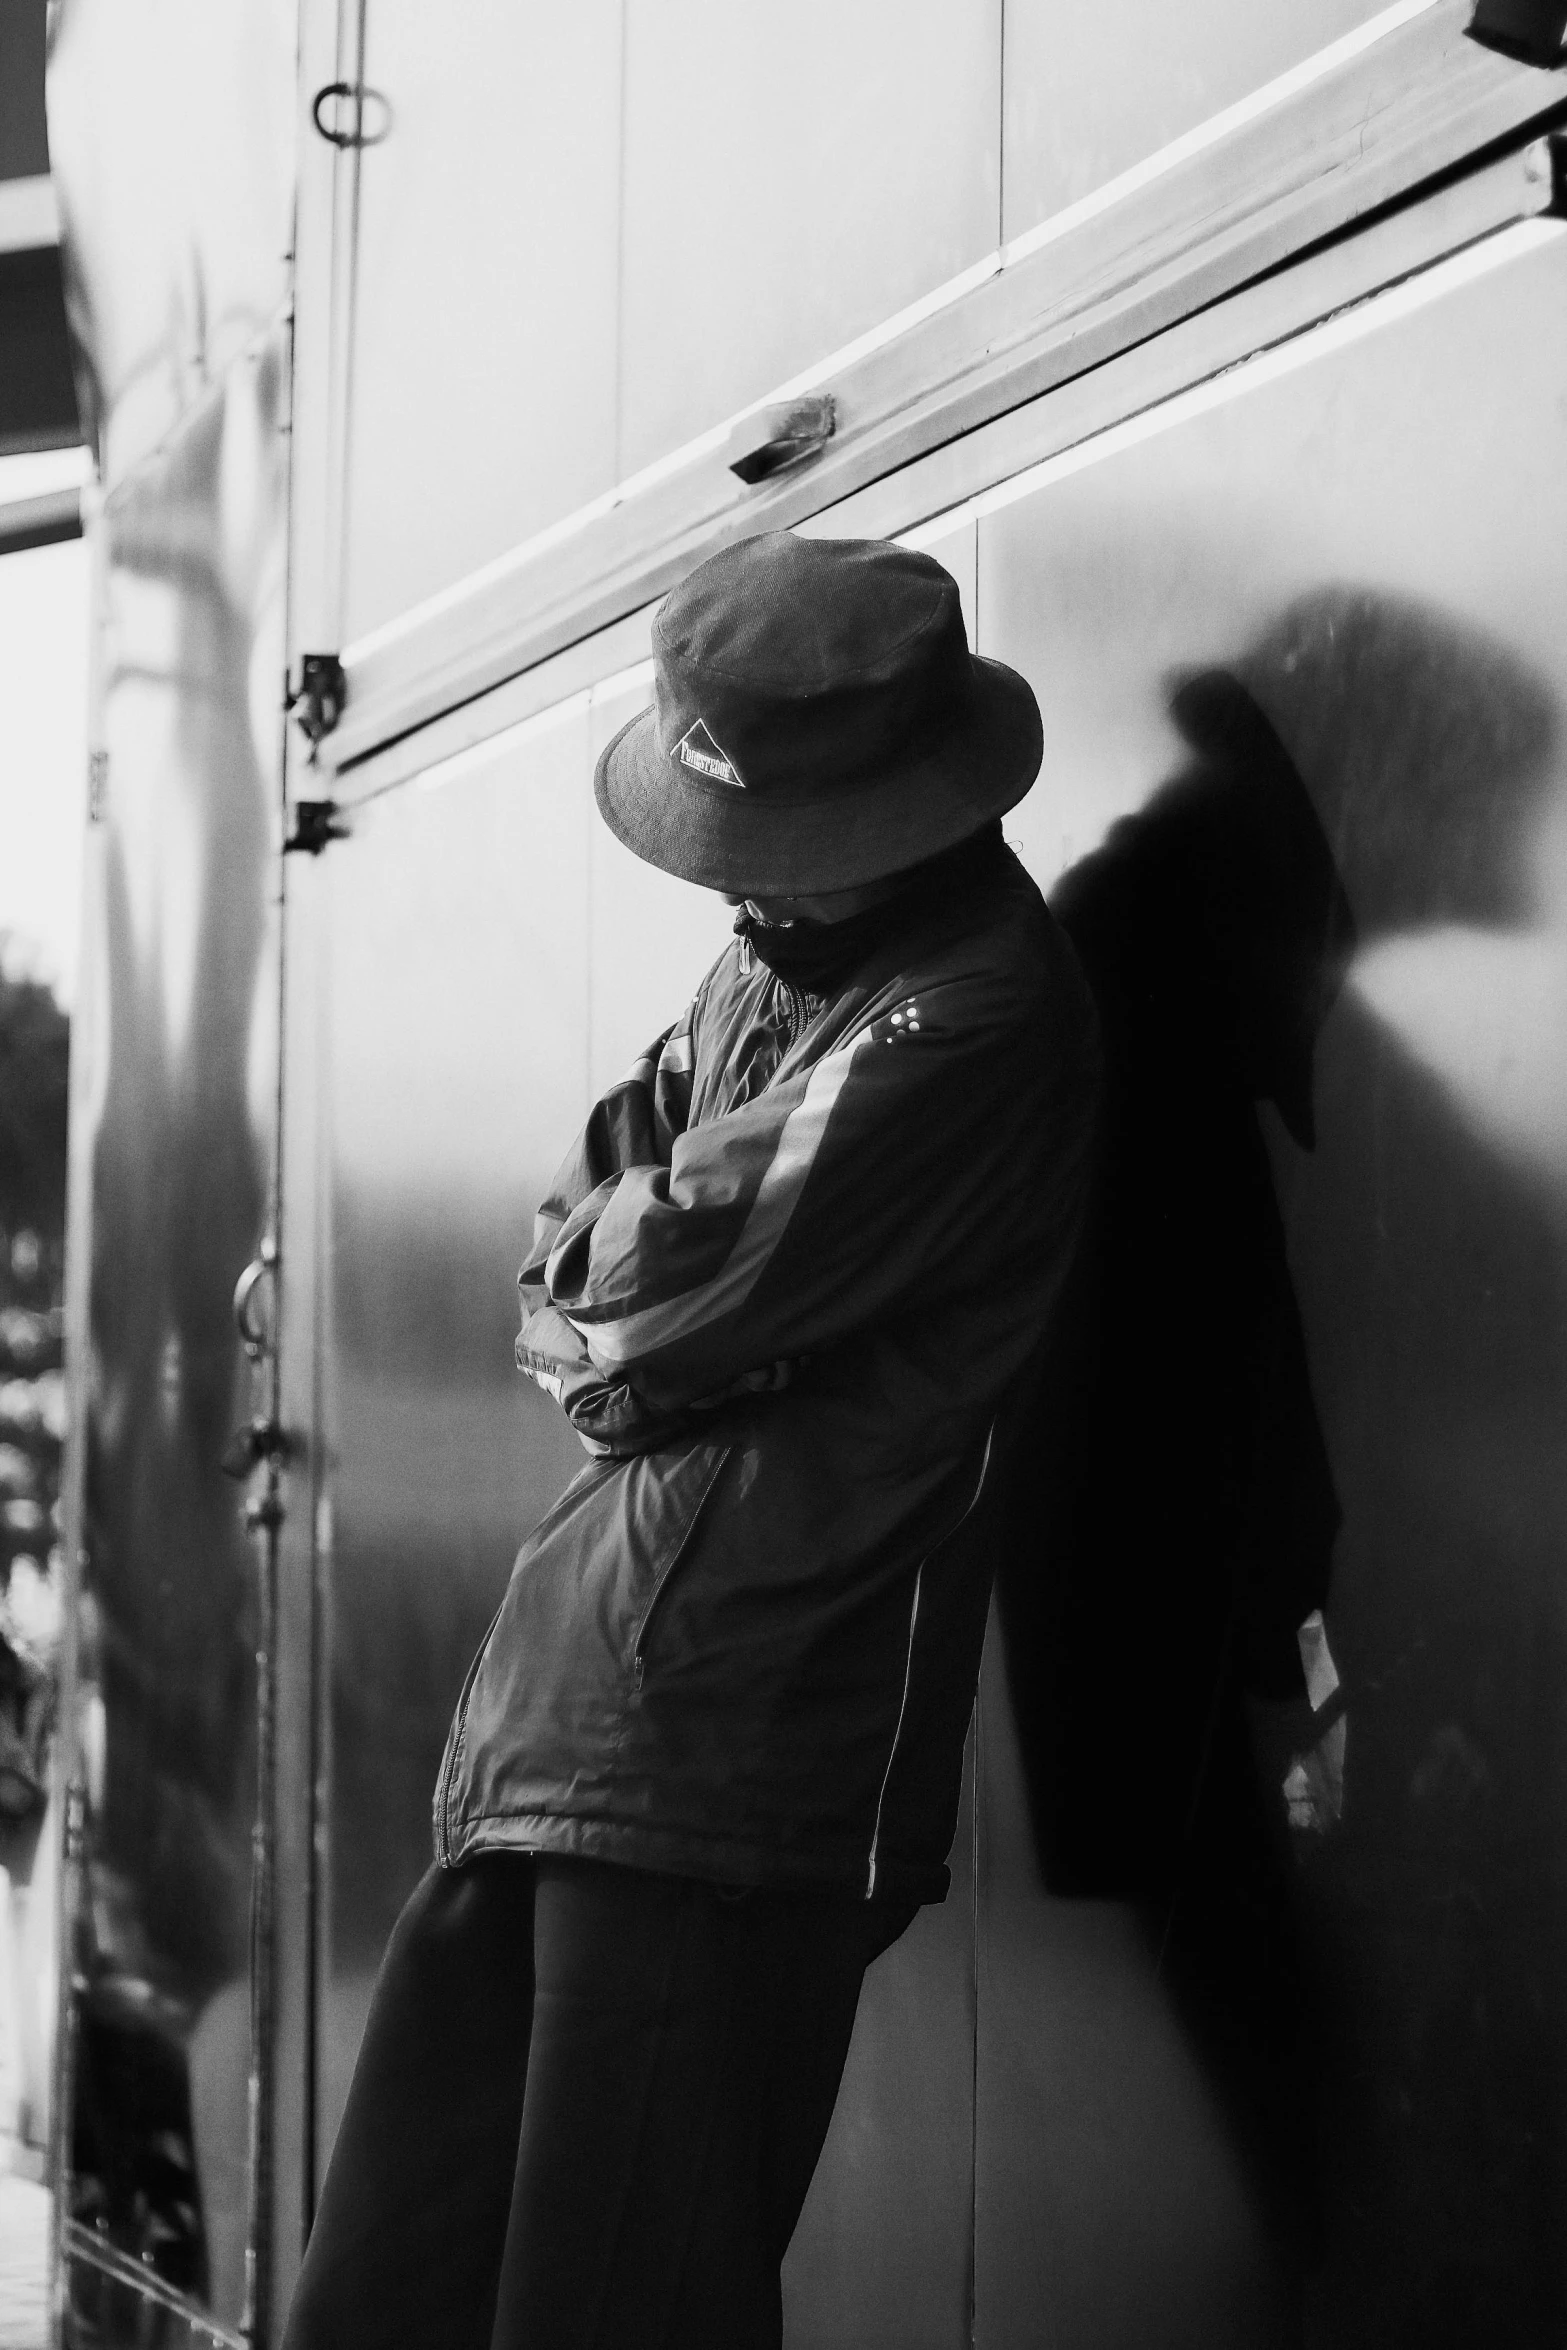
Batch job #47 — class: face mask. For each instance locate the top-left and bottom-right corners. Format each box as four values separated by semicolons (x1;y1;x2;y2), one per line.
732;822;1007;993
732;895;909;991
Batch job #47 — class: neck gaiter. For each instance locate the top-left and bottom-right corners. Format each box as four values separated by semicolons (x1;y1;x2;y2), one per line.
732;822;1006;993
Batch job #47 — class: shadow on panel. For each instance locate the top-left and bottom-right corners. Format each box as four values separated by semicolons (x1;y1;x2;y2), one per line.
986;587;1567;2346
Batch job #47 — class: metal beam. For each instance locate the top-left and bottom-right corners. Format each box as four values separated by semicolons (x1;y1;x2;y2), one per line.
0;485;81;556
321;0;1567;776
0;174;59;255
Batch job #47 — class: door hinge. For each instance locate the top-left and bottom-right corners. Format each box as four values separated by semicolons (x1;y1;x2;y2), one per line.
287;652;347;751
284;798;348;855
221;1417;292;1481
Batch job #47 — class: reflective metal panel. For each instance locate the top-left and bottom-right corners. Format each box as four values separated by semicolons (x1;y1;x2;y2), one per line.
315;714;589;2168
341;5;622;643
617;0;1001;479
44;0;294;491
1001;0;1387;236
64;326;288;2339
315;693;723;2168
977;221;1567;2343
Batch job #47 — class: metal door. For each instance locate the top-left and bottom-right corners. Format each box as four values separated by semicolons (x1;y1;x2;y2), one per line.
44;3;298;2338
52;343;292;2348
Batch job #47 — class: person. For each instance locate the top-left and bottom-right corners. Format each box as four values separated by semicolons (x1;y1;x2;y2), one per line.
282;530;1100;2350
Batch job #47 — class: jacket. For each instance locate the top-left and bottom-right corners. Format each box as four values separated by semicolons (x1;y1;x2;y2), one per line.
434;839;1100;1903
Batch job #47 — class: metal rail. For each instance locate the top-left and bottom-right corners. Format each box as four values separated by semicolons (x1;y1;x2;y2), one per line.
318;0;1564;774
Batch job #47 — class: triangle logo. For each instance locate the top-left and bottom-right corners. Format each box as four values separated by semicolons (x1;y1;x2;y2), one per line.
676;718;745;788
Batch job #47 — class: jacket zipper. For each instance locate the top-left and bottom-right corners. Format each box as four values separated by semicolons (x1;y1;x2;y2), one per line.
865;1424;996;1897
632;1445;732;1690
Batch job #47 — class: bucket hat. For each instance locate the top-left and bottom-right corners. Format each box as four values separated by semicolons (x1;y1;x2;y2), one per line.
593;531;1044;894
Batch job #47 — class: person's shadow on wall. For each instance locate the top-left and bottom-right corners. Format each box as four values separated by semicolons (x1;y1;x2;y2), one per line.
998;668;1354;2291
997;590;1565;2340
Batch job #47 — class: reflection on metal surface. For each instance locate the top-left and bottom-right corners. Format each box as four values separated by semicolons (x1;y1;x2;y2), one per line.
44;0;294;491
65;2220;248;2349
59;323;288;2338
977;219;1567;2342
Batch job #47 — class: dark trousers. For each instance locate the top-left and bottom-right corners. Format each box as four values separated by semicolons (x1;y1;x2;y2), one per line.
283;1854;909;2350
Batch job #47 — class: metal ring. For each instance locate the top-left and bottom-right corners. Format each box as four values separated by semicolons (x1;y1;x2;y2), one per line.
311;81;392;149
233;1246;278;1363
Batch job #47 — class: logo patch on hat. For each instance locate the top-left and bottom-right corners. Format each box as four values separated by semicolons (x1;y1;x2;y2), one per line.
675;718;744;788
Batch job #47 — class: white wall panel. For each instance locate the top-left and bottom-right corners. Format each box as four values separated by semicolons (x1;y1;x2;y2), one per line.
617;0;1002;480
587;679;733;1099
1002;0;1389;237
343;3;622;641
974;221;1567;2345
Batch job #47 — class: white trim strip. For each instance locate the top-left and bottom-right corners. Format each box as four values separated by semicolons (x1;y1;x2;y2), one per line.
380;216;1558;805
0;447;91;504
408;655;658;801
342;0;1441;681
949;216;1560;532
346;449;729;671
413;687;590;799
0;174;60;254
1001;0;1441;271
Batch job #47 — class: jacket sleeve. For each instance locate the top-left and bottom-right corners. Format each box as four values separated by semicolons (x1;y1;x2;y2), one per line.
538;972;1090;1419
515;998;705;1455
523;1007;699;1297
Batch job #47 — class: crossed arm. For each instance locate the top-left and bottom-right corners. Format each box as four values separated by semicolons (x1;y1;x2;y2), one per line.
515;961;1065;1457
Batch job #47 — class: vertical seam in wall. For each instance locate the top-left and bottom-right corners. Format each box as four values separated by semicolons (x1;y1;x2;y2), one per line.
613;0;628;487
969;526;983;2350
997;0;1007;250
585;699;596;1104
967;491;982;2331
970;1681;982;2350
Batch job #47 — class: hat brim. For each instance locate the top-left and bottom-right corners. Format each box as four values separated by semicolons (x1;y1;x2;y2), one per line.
593;656;1044;895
